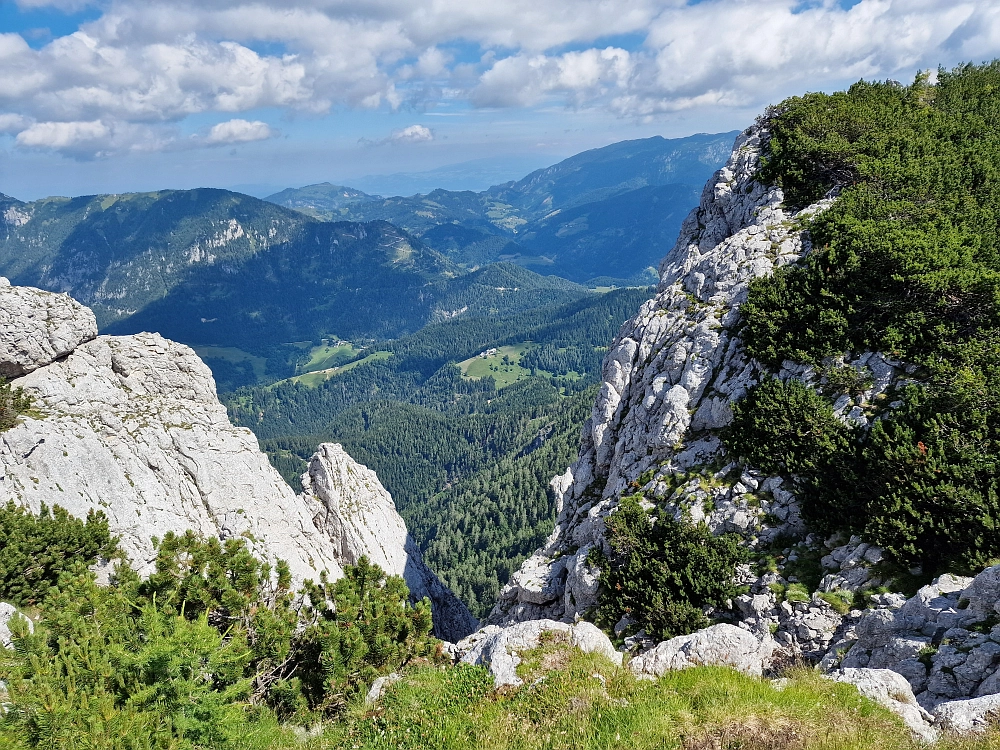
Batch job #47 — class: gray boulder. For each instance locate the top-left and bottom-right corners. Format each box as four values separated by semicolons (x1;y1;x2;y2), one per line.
365;673;402;704
0;278;97;378
829;668;936;742
933;694;1000;733
457;619;621;688
628;624;773;679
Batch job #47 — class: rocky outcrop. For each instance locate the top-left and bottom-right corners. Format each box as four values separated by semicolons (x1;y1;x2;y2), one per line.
302;443;478;641
933;694;1000;733
456;619;621;688
486;122;1000;727
490;124;827;626
629;624;772;679
0;282;475;641
839;568;1000;711
0;277;97;378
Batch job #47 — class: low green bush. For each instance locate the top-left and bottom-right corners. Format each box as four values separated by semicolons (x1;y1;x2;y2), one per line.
726;371;1000;577
0;529;437;749
593;494;749;641
0;376;32;432
0;501;116;607
731;63;1000;577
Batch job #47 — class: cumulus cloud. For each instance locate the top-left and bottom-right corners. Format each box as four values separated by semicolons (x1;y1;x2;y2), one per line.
390;124;433;143
473;0;991;116
360;123;433;146
473;47;633;108
16;120;109;150
13;119;172;158
204;118;275;144
0;113;31;134
0;0;996;158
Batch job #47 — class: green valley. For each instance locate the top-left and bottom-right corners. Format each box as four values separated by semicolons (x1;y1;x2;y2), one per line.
224;286;655;617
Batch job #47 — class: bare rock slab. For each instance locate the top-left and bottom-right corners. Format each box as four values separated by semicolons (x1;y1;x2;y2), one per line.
629;623;773;679
0;278;97;378
457;619;621;688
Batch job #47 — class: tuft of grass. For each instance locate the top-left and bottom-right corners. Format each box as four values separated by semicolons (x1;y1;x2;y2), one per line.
819;590;855;615
785;583;811;604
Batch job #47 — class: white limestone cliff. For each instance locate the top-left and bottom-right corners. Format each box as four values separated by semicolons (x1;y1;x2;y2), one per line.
0;280;476;641
302;443;479;639
489;124;824;626
483;122;1000;733
0;277;97;378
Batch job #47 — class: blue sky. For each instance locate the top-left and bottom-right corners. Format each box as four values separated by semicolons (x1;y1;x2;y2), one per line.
0;0;996;200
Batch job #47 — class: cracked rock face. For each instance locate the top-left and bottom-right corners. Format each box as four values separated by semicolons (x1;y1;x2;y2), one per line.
489;125;829;626
481;122;1000;728
302;443;479;641
0;278;97;378
1;332;341;580
0;304;476;641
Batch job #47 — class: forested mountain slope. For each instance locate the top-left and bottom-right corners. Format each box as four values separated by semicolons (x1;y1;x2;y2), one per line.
266;132;737;282
225;286;655;617
0;188;589;384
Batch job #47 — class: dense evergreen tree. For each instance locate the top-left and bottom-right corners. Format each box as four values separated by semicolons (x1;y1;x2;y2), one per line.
223;288;653;616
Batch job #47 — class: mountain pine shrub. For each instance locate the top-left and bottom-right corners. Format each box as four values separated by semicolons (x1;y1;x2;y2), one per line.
0;529;438;748
593;494;749;641
730;62;1000;579
0;501;116;607
0;376;32;432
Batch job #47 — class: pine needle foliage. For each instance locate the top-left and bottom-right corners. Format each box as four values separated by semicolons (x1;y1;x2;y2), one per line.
729;63;1000;578
0;376;32;432
0;528;438;749
0;501;116;607
594;495;750;641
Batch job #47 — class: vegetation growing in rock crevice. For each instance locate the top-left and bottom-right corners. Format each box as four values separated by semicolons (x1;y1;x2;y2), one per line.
729;62;1000;579
0;376;32;432
593;494;750;641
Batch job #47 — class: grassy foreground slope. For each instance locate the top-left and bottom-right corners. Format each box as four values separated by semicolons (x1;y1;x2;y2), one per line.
7;650;986;750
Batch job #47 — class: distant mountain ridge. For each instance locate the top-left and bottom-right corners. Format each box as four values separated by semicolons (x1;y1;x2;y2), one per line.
0;130;736;387
0;188;588;384
265;131;739;283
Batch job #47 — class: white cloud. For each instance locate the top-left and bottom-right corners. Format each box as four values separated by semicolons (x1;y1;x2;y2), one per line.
390;124;432;143
0;113;31;134
0;0;997;158
473;47;633;108
16;120;109;150
204;118;275;144
360;123;433;146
